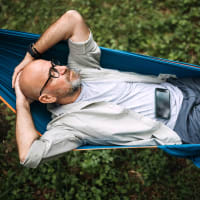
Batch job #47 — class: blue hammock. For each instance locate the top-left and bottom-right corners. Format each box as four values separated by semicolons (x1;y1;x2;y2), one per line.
1;29;200;167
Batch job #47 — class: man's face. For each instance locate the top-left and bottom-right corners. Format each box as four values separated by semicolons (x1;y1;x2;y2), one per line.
42;61;81;98
19;59;81;102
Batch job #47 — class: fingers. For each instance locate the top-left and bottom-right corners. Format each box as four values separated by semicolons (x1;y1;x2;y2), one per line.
14;72;34;105
14;72;27;102
14;72;22;91
12;63;26;88
12;68;21;88
12;53;34;88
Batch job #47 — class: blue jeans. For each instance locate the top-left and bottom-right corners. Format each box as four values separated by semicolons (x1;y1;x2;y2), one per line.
168;77;200;144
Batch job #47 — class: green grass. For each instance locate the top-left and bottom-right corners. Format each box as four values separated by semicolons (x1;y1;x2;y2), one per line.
1;0;200;199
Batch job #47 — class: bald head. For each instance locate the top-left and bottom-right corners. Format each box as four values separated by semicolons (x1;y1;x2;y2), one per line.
19;59;50;100
19;59;81;104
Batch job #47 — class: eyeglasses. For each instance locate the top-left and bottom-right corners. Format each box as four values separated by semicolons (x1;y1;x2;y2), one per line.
39;61;60;96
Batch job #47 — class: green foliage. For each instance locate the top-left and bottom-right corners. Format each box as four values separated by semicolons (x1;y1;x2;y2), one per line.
1;0;200;199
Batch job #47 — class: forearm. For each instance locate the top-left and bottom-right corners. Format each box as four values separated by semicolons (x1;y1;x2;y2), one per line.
16;101;39;162
34;10;79;53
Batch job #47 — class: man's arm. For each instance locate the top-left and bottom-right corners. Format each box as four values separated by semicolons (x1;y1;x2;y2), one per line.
15;74;39;163
12;10;90;87
13;10;89;164
15;74;82;167
32;10;89;54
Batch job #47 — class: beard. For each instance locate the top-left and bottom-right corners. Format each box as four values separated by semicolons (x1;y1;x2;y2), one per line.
51;66;82;99
59;67;82;97
68;76;81;96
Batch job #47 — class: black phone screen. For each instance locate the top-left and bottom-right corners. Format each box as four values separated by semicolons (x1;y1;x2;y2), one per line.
155;88;171;119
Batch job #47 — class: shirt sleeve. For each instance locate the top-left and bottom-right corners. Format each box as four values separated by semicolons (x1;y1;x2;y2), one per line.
21;126;83;168
67;31;102;70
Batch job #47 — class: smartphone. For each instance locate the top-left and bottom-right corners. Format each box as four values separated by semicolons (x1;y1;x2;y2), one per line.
155;88;171;120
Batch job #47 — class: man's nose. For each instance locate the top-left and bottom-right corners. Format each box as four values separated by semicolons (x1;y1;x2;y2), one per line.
56;65;68;75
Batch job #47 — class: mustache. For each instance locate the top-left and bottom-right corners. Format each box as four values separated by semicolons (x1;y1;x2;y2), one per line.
71;78;81;92
67;70;81;96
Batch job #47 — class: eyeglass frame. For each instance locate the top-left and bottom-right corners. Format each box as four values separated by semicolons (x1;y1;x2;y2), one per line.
39;60;60;96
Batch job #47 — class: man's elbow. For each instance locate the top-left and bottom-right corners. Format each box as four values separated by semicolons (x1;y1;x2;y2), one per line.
64;10;83;21
19;151;28;165
19;152;40;168
18;140;45;168
62;10;84;27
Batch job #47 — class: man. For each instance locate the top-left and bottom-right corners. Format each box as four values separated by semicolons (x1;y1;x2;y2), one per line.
13;10;199;168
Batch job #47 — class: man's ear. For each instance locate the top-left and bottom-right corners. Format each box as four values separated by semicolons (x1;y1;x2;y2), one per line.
38;93;57;104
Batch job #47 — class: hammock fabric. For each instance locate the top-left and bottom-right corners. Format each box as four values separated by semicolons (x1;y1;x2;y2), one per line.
1;29;200;167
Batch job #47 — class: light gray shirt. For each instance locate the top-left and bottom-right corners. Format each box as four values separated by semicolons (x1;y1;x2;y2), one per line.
22;32;182;168
76;81;183;129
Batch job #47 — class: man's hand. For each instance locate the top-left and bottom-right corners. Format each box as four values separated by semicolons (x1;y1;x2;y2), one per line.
15;72;33;106
12;52;34;88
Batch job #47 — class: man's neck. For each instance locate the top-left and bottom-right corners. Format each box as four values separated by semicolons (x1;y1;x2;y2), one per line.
56;87;81;105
